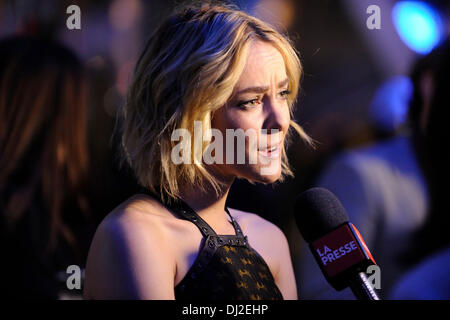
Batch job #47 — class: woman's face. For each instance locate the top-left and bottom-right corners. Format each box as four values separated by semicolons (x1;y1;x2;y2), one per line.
211;40;291;184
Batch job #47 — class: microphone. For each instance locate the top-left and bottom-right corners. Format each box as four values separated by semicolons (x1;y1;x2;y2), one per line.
294;187;380;300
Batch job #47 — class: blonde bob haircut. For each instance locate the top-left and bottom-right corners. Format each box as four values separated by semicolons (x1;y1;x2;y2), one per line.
120;2;311;201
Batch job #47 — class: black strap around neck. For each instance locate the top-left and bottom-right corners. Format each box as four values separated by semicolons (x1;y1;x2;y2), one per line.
139;187;244;238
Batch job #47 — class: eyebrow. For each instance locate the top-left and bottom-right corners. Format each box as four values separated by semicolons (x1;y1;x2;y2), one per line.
235;78;289;95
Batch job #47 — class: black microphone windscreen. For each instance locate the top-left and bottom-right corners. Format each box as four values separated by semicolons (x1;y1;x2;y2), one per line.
295;187;349;243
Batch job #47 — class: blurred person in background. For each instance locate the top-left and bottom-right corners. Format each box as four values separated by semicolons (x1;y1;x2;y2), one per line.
295;49;440;299
0;36;93;299
390;39;450;299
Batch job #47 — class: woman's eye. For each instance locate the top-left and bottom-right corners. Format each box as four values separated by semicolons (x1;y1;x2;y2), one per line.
237;98;261;109
236;90;290;109
279;90;291;98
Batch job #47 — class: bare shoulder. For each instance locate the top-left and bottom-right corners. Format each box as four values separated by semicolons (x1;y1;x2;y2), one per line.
84;194;177;299
227;207;289;262
228;207;287;241
92;194;175;248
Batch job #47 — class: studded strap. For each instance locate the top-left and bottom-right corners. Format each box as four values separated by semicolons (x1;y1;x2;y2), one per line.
174;199;218;238
175;196;246;240
225;207;244;237
139;187;248;247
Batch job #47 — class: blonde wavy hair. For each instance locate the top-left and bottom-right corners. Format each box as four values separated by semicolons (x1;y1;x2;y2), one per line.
120;2;311;201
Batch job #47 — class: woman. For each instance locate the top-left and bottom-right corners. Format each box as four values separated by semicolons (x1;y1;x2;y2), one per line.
0;36;91;298
84;3;311;300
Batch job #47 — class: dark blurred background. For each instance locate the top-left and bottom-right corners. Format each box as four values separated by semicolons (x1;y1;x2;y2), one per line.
1;0;449;299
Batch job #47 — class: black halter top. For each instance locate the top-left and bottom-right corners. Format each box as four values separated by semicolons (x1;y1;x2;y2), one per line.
141;189;283;300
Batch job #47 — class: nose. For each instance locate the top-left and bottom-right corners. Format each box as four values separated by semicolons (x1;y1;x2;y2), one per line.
262;95;290;135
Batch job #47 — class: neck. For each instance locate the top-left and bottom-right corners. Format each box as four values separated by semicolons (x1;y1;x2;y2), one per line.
178;168;235;223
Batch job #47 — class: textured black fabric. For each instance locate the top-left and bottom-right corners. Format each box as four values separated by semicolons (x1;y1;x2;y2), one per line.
175;242;283;300
140;188;283;300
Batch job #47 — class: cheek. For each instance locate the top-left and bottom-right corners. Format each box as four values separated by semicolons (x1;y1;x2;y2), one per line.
211;109;261;163
225;113;261;155
212;107;261;133
212;107;234;132
283;106;291;131
276;102;291;131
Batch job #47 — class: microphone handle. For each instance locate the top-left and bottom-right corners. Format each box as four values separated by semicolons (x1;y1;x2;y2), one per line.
349;272;380;300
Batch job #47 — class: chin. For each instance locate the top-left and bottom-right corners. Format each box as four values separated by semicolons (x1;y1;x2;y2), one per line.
237;164;282;184
256;172;282;184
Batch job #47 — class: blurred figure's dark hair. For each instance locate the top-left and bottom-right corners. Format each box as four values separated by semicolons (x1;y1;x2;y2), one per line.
405;38;450;263
0;36;90;255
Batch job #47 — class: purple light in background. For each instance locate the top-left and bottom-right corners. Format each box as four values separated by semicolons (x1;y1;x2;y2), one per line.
369;75;413;133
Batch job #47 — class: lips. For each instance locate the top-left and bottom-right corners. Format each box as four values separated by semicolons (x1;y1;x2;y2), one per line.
258;144;281;158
